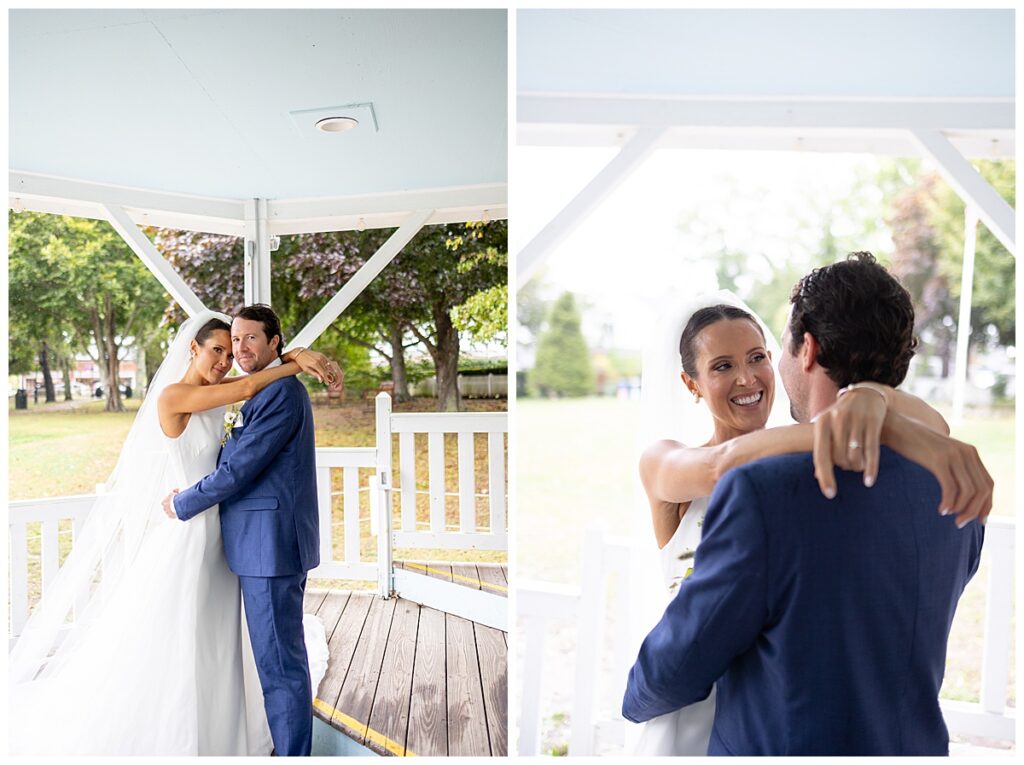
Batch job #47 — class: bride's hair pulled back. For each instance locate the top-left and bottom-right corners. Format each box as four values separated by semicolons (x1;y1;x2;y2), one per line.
678;305;765;377
193;317;231;346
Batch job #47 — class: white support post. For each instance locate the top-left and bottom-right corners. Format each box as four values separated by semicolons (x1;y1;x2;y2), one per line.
375;392;394;598
516;126;667;284
287;209;433;350
243;198;273;306
569;527;608;755
952;208;978;425
316;466;333;568
910;129;1015;256
980;525;1015;715
100;204;207;317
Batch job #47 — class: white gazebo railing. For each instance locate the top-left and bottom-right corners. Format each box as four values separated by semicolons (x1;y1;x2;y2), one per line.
517;519;1016;755
9;394;509;642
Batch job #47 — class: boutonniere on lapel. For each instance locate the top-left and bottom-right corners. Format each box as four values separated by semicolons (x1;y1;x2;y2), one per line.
221;406;244;446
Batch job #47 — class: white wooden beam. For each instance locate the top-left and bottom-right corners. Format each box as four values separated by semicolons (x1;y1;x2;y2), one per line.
11;171;246;236
287;209;433;350
243;198;273;306
100;204;207;317
910;129;1015;255
517;127;666;284
952;209;978;425
519;94;1015;132
519;124;1015;160
266;183;507;236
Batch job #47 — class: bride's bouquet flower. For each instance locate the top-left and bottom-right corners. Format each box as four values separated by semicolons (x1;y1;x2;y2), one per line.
221;407;244;446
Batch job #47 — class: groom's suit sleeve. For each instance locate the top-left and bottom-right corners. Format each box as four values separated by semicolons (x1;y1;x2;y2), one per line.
622;467;769;722
173;382;302;521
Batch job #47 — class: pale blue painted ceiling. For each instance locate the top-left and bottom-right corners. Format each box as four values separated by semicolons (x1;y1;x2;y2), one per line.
11;9;507;200
518;9;1013;99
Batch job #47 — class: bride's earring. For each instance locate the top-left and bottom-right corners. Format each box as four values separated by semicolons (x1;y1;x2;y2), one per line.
693;391;701;403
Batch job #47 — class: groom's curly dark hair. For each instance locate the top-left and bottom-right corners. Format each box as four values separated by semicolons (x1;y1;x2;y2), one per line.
788;252;918;389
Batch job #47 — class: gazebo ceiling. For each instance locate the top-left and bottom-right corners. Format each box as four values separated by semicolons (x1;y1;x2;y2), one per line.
517;9;1014;158
11;9;508;200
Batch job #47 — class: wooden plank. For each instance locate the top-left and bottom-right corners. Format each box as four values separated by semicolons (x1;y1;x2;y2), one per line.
428;432;445;533
475;622;508;756
333;596;398;737
315;592;373;719
477;565;508;598
406;606;447;756
457;432;475;532
343;466;360;563
446;613;490;756
316;590;354;644
452;563;482;591
487;431;506;534
399;432;416;531
303;587;329;616
366;598;420;755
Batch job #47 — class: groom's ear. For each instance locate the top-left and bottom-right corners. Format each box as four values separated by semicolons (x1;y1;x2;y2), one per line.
800;333;820;372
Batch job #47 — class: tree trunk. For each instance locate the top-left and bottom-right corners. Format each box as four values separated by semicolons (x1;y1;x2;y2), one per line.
136;346;148;395
432;309;462;412
38;341;56;403
387;321;412;403
61;354;73;401
102;296;124;413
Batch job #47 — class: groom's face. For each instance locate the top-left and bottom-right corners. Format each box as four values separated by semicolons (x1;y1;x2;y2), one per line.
231;317;279;373
778;322;810;423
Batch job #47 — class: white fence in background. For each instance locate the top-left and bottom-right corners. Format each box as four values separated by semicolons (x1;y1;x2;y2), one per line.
9;394;509;640
412;373;508;398
517;519;1017;755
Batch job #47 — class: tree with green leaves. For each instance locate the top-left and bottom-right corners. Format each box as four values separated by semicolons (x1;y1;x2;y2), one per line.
10;211;168;412
530;292;594;398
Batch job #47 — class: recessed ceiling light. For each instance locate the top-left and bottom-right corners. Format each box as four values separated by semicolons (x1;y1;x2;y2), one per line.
315;116;359;134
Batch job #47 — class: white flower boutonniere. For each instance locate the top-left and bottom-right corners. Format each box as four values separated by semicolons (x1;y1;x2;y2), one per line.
221;407;244;446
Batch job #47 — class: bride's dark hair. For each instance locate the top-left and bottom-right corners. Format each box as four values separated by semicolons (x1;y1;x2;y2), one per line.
787;251;917;388
193;317;231;346
678;305;765;377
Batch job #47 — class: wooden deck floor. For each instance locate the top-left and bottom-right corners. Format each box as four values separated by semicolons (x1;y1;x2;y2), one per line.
394;560;508;597
304;576;507;757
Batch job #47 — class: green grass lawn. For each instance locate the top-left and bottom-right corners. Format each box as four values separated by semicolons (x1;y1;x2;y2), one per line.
516;396;1015;725
9;395;507;605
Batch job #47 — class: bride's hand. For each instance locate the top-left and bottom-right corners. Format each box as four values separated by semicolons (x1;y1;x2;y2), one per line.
812;385;889;498
883;413;994;527
288;348;342;388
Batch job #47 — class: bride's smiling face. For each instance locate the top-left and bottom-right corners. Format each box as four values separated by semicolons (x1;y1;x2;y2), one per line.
682;319;775;438
190;329;234;384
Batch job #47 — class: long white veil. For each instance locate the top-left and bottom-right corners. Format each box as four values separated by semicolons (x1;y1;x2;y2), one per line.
9;309;231;686
624;291;796;745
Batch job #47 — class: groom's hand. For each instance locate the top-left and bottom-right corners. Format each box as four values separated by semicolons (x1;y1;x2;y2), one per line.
162;489;181;519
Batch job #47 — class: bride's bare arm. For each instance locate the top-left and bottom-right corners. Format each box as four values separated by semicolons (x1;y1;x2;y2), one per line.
160;361;302;415
160;348;339;417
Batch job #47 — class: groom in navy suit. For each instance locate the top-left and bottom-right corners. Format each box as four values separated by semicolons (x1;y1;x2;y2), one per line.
623;253;985;755
173;304;320;756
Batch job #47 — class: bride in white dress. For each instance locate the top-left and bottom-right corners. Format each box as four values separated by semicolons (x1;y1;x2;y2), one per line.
633;292;952;755
9;310;334;755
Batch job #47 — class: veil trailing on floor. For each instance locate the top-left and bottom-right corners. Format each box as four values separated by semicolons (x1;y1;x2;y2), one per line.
8;309;231;686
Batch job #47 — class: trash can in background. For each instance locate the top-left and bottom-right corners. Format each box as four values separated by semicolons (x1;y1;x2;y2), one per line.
15;389;27;409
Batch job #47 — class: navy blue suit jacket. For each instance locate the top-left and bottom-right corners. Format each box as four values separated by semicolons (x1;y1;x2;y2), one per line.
623;448;983;756
174;375;320;578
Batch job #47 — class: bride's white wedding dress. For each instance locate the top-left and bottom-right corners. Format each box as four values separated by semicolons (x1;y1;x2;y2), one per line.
633;496;716;755
9;312;328;755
